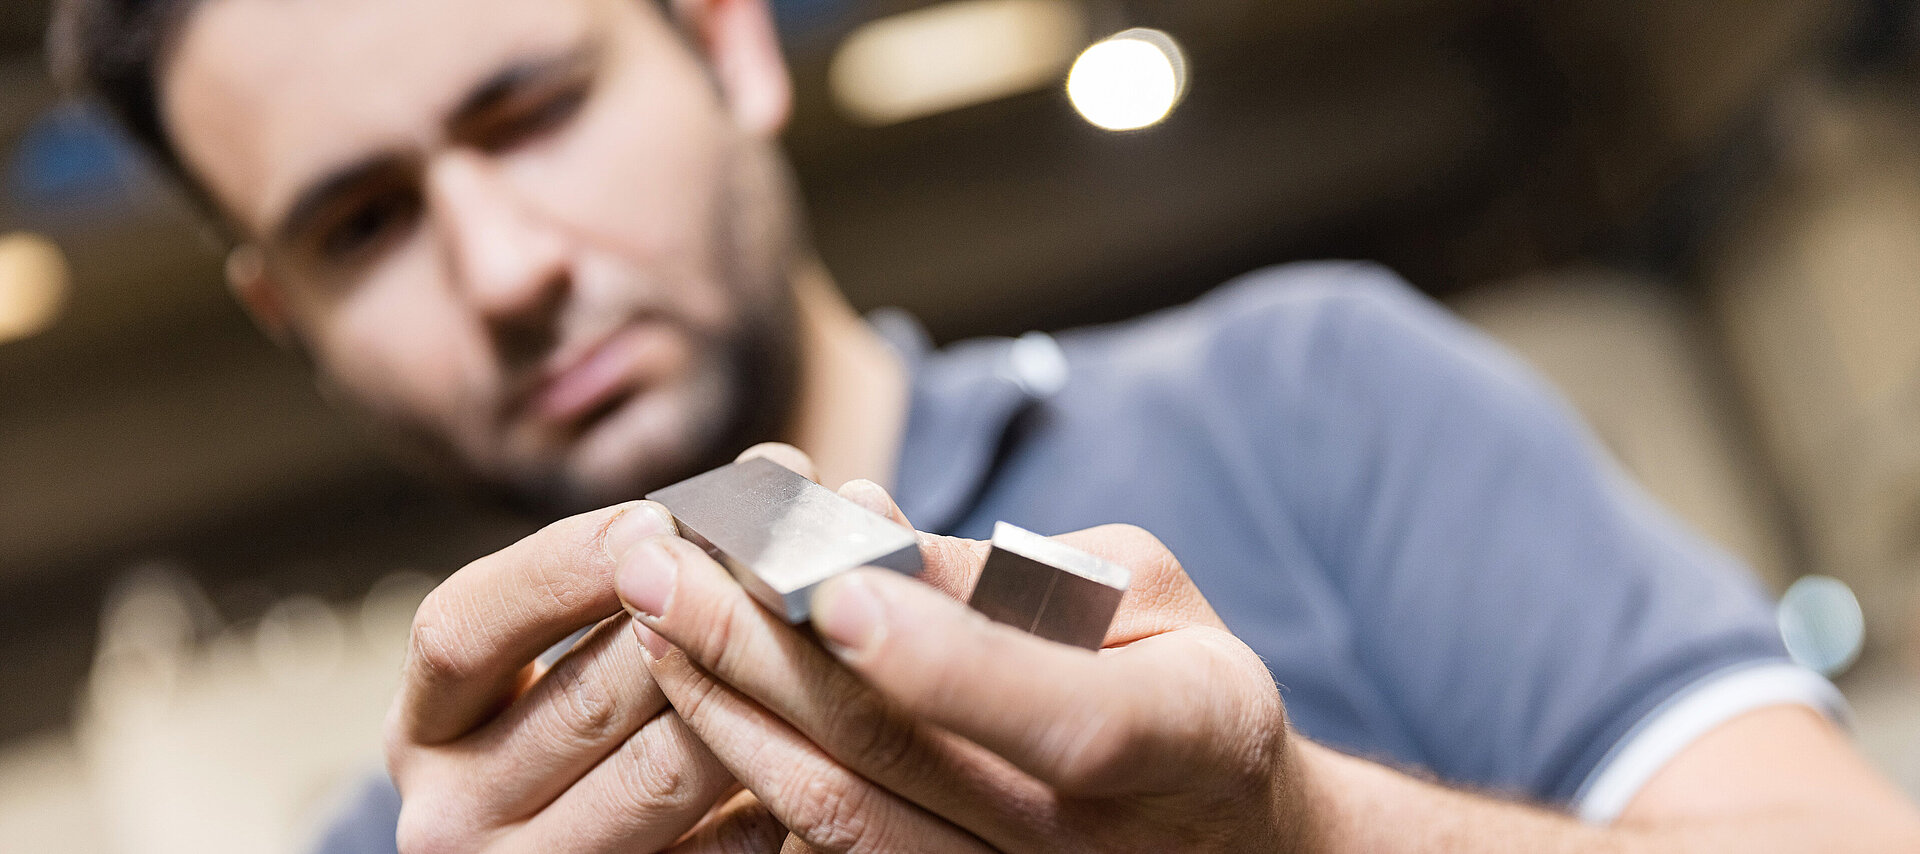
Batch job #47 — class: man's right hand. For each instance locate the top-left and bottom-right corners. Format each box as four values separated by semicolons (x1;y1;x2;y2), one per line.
382;502;746;853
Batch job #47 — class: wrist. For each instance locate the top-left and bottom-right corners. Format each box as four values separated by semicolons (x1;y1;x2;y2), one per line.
1278;735;1364;854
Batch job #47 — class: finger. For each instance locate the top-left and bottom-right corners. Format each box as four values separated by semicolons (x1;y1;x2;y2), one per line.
833;479;984;601
505;709;737;854
836;478;910;528
639;622;994;854
735;442;818;483
1049;524;1227;641
619;534;1055;849
813;566;1279;796
661;790;787;854
617;534;943;789
429;613;670;821
392;500;676;744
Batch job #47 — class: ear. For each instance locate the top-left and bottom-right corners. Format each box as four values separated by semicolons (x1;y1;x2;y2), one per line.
225;244;294;346
670;0;793;136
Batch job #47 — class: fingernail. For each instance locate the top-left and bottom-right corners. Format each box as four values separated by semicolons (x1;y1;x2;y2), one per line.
604;501;674;562
813;574;886;661
617;538;678;621
840;479;894;518
632;621;673;662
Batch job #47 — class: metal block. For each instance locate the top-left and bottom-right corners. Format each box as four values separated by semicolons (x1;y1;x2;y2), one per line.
968;522;1130;650
647;457;922;623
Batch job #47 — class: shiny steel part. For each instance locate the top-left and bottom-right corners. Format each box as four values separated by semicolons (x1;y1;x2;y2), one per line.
968;521;1130;650
646;457;922;623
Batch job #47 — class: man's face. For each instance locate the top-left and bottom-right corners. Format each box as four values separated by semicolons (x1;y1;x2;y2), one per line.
164;0;800;510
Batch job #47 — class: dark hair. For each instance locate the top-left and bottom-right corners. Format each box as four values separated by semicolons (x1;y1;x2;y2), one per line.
47;0;209;187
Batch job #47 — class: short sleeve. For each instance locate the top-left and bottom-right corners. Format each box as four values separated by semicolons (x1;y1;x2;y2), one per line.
1258;265;1832;807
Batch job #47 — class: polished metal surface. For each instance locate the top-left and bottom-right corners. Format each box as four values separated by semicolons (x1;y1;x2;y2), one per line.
647;457;922;623
968;521;1129;650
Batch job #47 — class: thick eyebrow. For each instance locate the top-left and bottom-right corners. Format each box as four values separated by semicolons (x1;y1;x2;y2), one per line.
445;44;597;139
271;153;410;248
268;44;597;247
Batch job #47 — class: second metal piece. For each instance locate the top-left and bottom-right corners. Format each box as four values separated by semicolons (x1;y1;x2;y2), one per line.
646;457;922;624
968;521;1131;650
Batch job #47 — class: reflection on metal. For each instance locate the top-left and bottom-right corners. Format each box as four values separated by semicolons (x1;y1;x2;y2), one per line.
829;0;1087;126
648;457;922;623
1067;28;1187;131
1778;574;1865;677
0;232;69;343
968;521;1129;650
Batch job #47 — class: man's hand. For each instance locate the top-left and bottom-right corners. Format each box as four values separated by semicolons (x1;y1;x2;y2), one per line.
628;446;1920;854
382;501;744;853
618;446;1307;852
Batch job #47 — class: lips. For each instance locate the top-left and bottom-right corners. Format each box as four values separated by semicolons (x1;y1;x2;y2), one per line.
529;326;650;428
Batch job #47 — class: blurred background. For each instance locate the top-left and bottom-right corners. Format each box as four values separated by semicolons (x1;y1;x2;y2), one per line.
5;0;1920;849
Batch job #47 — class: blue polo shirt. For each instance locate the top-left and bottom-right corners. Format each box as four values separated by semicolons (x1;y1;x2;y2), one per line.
315;262;1839;852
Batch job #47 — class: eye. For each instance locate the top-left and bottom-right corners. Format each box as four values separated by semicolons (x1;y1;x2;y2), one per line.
317;188;421;263
475;79;591;152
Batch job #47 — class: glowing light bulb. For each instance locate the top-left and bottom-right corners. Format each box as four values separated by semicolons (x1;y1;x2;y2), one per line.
1066;28;1187;131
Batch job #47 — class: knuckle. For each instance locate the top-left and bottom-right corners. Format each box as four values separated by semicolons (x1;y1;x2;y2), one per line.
544;676;622;746
783;772;875;853
516;525;598;614
405;593;477;691
707;807;784;854
541;507;614;557
606;734;699;815
665;669;727;727
822;698;918;779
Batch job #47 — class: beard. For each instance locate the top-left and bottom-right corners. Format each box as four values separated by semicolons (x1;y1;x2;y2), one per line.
502;291;799;516
331;142;808;518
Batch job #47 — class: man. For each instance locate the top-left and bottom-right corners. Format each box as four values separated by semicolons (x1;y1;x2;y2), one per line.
49;0;1920;850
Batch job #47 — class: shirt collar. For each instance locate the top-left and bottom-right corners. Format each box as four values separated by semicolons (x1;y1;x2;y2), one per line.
869;309;1069;534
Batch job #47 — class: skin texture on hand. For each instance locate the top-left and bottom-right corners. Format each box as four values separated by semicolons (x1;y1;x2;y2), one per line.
620;444;1308;853
623;445;1920;854
386;442;1920;853
382;501;745;853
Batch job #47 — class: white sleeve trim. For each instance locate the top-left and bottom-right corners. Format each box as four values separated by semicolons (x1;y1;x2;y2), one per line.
1572;661;1849;824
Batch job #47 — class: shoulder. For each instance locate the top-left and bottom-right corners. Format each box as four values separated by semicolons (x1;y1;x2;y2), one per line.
1069;260;1429;355
1057;260;1539;422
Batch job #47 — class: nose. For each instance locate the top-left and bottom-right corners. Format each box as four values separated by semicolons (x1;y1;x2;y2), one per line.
426;151;570;328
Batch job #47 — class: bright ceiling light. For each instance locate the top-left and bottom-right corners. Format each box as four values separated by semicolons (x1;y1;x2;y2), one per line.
1066;28;1187;132
830;0;1087;126
0;232;70;344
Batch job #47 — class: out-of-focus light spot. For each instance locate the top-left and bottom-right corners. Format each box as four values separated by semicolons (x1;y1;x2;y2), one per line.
89;563;216;714
829;0;1087;126
358;570;438;643
1778;575;1865;677
0;232;71;343
255;596;345;690
1066;28;1187;132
